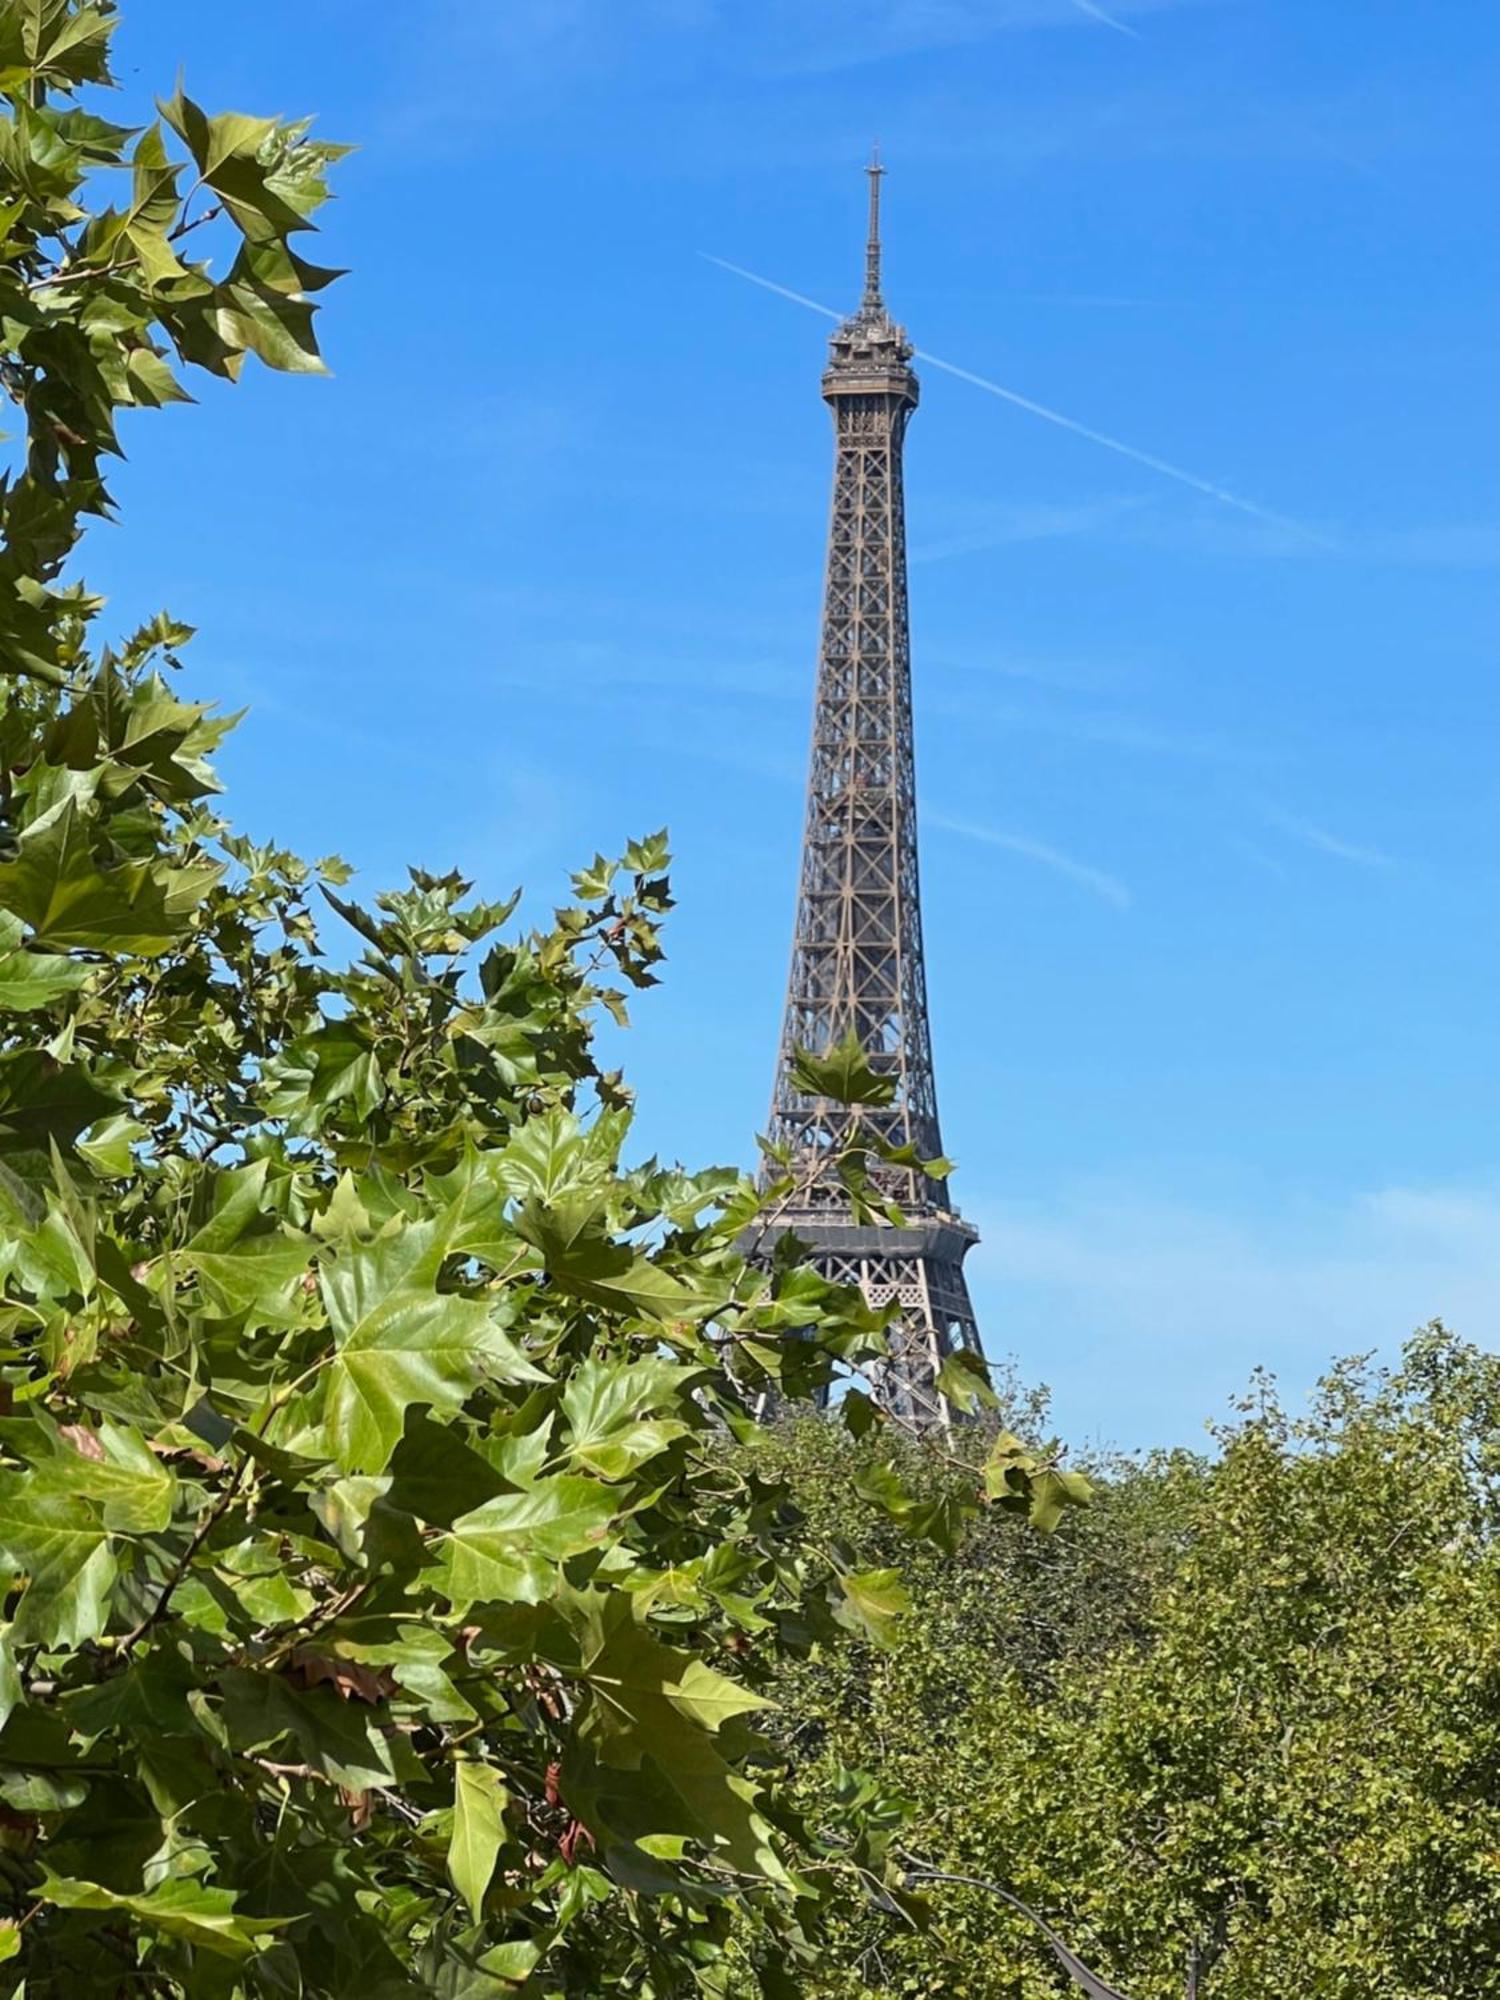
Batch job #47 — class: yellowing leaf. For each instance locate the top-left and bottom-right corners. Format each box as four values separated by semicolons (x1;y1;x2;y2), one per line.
835;1567;911;1647
41;1874;287;1962
0;1484;115;1647
448;1760;508;1922
22;1417;176;1533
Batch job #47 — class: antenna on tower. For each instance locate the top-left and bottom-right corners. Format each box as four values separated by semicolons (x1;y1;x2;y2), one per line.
864;142;884;307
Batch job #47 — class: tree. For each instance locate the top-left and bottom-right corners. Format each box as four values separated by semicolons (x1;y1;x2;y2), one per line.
764;1333;1500;1999
0;7;1070;1993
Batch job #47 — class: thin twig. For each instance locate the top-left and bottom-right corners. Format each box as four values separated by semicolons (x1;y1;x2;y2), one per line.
115;1455;251;1659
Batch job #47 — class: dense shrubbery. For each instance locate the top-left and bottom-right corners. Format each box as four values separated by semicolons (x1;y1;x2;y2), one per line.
760;1333;1500;1999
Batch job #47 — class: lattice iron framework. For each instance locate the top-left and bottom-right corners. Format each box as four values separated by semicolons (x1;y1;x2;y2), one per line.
759;160;983;1429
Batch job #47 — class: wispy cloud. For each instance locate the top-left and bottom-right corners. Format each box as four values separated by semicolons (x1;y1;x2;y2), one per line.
1102;510;1500;570
964;1177;1500;1448
1070;0;1142;36
701;256;1320;542
1364;521;1500;568
927;648;1140;697
1232;838;1291;881
925;686;1260;767
924;810;1132;907
1265;808;1394;869
933;499;1500;575
911;496;1146;562
757;0;1195;72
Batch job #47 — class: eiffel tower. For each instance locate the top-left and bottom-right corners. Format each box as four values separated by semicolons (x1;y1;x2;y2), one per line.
758;158;984;1429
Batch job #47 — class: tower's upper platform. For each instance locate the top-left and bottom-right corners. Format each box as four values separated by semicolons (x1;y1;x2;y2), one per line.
822;160;919;407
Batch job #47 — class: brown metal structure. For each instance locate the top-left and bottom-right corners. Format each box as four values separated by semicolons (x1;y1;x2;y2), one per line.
759;159;983;1429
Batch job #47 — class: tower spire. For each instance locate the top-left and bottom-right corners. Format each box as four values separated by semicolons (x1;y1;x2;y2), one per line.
864;146;884;308
754;160;984;1431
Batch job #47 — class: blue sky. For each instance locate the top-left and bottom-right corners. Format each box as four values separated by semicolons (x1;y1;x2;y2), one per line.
93;0;1500;1450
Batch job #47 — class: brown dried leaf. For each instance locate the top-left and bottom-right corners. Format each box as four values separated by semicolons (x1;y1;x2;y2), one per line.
287;1647;396;1706
149;1442;227;1473
58;1424;104;1462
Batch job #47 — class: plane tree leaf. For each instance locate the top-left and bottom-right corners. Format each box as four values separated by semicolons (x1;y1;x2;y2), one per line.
559;1356;697;1479
449;1760;509;1923
0;797;218;954
433;1479;620;1611
2;1414;176;1531
790;1030;897;1107
40;1874;288;1961
316;1218;549;1474
0;910;89;1009
834;1567;911;1647
0;1483;116;1646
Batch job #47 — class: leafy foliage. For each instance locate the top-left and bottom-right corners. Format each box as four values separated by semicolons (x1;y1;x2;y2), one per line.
0;9;1068;1993
758;1335;1500;1999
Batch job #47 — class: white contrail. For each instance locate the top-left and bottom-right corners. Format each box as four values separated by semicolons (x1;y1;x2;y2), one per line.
1264;807;1394;869
701;256;844;324
700;253;1318;543
924;810;1133;909
1071;0;1142;36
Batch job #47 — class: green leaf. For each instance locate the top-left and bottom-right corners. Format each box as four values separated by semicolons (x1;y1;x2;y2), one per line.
835;1567;911;1647
0;1483;115;1646
318;1217;548;1474
840;1388;884;1438
188;1222;309;1317
218;1669;395;1791
476;1940;543;1984
386;1410;506;1528
41;1873;288;1961
582;1604;774;1737
568;1597;788;1884
125;344;189;407
63;1651;198;1739
434;1479;620;1611
0;1630;19;1731
0;909;88;1010
789;1030;897;1107
982;1431;1041;1503
623;830;671;874
935;1346;999;1415
560;1356;696;1480
215;244;329;373
571;854;617;900
0;797;218;954
449;1760;508;1922
518;1198;723;1323
0;1048;119;1153
0;1765;89;1813
13;1416;176;1532
75;1111;146;1176
490;1107;597;1201
853;1459;973;1553
1029;1466;1093;1535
